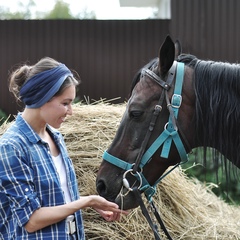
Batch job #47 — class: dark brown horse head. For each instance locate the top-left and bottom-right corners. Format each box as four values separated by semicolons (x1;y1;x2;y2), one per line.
96;35;196;210
96;33;240;210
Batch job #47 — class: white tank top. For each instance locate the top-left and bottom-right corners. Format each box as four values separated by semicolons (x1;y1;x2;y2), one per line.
52;154;72;203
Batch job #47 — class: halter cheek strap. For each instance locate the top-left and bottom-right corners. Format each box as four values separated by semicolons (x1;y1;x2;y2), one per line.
161;61;185;158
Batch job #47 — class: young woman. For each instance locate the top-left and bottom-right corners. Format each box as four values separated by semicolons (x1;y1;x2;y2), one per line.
0;57;127;239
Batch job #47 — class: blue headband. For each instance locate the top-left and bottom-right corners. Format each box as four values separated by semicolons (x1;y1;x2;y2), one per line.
19;64;73;108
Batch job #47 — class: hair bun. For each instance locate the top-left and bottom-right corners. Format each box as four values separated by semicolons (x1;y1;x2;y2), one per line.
9;65;32;101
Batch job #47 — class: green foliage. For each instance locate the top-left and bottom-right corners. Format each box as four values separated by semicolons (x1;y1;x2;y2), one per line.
75;8;96;19
0;0;96;20
44;0;74;19
183;148;240;205
0;0;35;20
0;109;7;126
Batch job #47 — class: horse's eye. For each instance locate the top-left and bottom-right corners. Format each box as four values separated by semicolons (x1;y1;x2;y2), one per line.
130;111;144;119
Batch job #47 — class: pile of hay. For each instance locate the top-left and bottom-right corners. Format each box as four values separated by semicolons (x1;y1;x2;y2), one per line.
1;102;239;239
60;103;240;240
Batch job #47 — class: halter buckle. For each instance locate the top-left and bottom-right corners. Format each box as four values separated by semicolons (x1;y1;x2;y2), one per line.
171;94;182;108
154;104;162;112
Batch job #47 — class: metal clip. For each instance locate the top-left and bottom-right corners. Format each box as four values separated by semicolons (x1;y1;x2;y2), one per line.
66;215;76;234
122;169;143;191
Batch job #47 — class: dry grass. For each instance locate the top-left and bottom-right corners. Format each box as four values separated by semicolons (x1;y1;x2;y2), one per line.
1;102;240;239
61;103;240;240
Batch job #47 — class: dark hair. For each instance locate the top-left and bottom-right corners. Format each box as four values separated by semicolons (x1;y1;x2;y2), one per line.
9;57;80;102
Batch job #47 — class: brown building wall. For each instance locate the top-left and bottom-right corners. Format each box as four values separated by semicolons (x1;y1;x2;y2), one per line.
171;0;240;62
0;20;169;116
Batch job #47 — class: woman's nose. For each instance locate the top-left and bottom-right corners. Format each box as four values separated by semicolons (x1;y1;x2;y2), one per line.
67;105;73;115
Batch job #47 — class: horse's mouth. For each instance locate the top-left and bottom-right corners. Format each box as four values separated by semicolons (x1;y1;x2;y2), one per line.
115;188;139;210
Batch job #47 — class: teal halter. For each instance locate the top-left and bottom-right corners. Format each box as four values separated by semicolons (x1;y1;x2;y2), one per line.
103;61;189;201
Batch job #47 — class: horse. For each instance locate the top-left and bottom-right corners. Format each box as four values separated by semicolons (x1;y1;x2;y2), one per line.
96;35;240;216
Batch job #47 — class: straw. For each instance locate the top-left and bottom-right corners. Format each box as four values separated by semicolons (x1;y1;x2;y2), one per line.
1;102;239;239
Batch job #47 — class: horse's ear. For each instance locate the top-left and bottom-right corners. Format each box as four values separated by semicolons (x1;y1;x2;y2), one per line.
158;35;175;76
175;39;182;59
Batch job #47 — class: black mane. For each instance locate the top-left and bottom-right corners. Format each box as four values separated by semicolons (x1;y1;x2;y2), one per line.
193;59;240;169
131;54;240;171
177;54;240;171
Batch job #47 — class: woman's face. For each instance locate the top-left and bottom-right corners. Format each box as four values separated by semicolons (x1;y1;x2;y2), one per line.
40;85;76;129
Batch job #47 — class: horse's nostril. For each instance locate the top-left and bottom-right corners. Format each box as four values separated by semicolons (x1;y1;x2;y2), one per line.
96;180;107;196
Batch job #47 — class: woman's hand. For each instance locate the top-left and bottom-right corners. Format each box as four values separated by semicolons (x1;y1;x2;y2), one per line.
94;208;128;222
87;195;128;221
24;195;128;233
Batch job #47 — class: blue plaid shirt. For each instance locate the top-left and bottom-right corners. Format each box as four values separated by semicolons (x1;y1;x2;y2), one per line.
0;113;85;240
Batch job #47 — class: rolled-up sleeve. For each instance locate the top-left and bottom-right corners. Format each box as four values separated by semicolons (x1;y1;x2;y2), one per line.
0;143;41;227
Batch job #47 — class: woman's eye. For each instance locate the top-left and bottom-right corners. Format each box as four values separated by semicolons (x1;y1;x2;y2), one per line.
130;111;143;119
63;102;70;106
